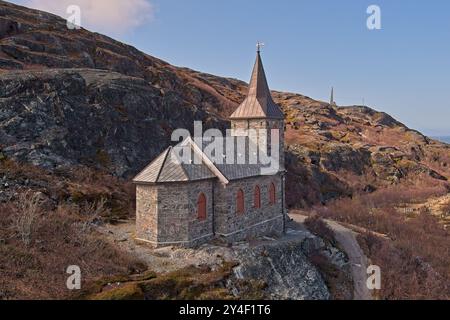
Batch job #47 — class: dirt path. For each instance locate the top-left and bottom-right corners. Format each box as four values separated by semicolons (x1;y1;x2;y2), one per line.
290;213;372;300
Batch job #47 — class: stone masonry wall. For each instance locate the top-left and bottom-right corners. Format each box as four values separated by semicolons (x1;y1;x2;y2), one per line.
214;174;284;243
156;183;191;245
186;180;215;245
135;184;158;243
231;119;285;171
136;180;215;247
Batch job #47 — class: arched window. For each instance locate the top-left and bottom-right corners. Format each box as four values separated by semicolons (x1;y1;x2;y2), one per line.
236;189;245;214
269;183;276;205
197;193;207;221
254;186;261;209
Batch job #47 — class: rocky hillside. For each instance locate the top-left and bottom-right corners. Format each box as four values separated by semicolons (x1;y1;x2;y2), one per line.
1;0;449;301
93;218;353;300
1;0;449;209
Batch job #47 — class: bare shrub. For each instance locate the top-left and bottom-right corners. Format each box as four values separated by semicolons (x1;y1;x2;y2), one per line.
364;183;448;207
0;161;143;299
313;185;450;299
303;215;353;299
65;166;135;221
304;215;336;246
1;200;145;299
77;198;110;239
358;232;448;300
81;197;110;221
442;199;450;216
11;191;42;246
423;148;450;178
307;252;353;300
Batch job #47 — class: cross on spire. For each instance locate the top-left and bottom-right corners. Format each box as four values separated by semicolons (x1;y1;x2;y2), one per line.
229;45;284;120
256;41;265;53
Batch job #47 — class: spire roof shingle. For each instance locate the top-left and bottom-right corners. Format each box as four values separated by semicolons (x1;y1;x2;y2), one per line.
230;51;284;120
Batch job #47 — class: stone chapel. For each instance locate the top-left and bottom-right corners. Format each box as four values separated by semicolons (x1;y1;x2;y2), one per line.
133;49;287;247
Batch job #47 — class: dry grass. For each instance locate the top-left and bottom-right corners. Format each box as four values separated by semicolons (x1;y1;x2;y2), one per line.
443;200;450;215
0;200;145;300
358;225;448;300
423;147;450;179
0;160;142;299
0;160;242;300
10;191;42;246
311;185;450;300
304;215;336;246
1;159;135;222
82;262;241;301
303;215;353;300
65;166;136;222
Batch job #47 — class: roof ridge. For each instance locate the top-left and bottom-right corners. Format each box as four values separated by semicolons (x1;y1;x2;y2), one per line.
133;147;170;183
155;146;171;183
188;139;229;184
177;145;191;180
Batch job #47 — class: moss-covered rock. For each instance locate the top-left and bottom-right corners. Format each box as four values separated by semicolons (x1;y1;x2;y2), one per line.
80;264;236;301
90;283;144;300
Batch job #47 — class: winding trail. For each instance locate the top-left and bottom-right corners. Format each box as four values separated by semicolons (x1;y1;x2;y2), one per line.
290;213;373;300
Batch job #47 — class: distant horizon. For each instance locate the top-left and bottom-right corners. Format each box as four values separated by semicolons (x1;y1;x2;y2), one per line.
432;136;450;143
9;0;450;136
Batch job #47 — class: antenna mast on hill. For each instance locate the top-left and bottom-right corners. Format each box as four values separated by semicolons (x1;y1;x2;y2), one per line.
329;87;338;107
330;87;335;106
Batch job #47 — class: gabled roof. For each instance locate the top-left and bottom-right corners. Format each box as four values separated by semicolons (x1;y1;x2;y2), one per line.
133;135;279;185
133;144;216;184
230;51;284;120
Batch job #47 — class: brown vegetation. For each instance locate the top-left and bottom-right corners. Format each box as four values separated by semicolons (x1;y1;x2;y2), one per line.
303;215;353;300
304;215;337;247
0;199;145;299
81;263;243;300
10;191;42;247
310;184;450;300
443;200;450;216
0;160;142;299
307;252;353;300
1;159;135;222
1;160;257;300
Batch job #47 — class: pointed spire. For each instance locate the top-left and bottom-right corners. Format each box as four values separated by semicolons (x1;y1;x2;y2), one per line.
230;48;284;120
247;50;272;104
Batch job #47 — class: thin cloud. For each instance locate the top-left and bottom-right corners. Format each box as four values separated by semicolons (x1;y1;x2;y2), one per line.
25;0;154;35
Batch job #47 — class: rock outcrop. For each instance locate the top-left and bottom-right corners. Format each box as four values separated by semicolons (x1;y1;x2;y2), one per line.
229;237;332;300
1;0;449;208
0;69;225;177
101;218;352;300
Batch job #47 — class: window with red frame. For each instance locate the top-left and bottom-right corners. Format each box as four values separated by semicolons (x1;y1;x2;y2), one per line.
197;193;207;220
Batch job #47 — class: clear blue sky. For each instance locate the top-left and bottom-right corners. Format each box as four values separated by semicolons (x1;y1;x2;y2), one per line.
11;0;450;136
